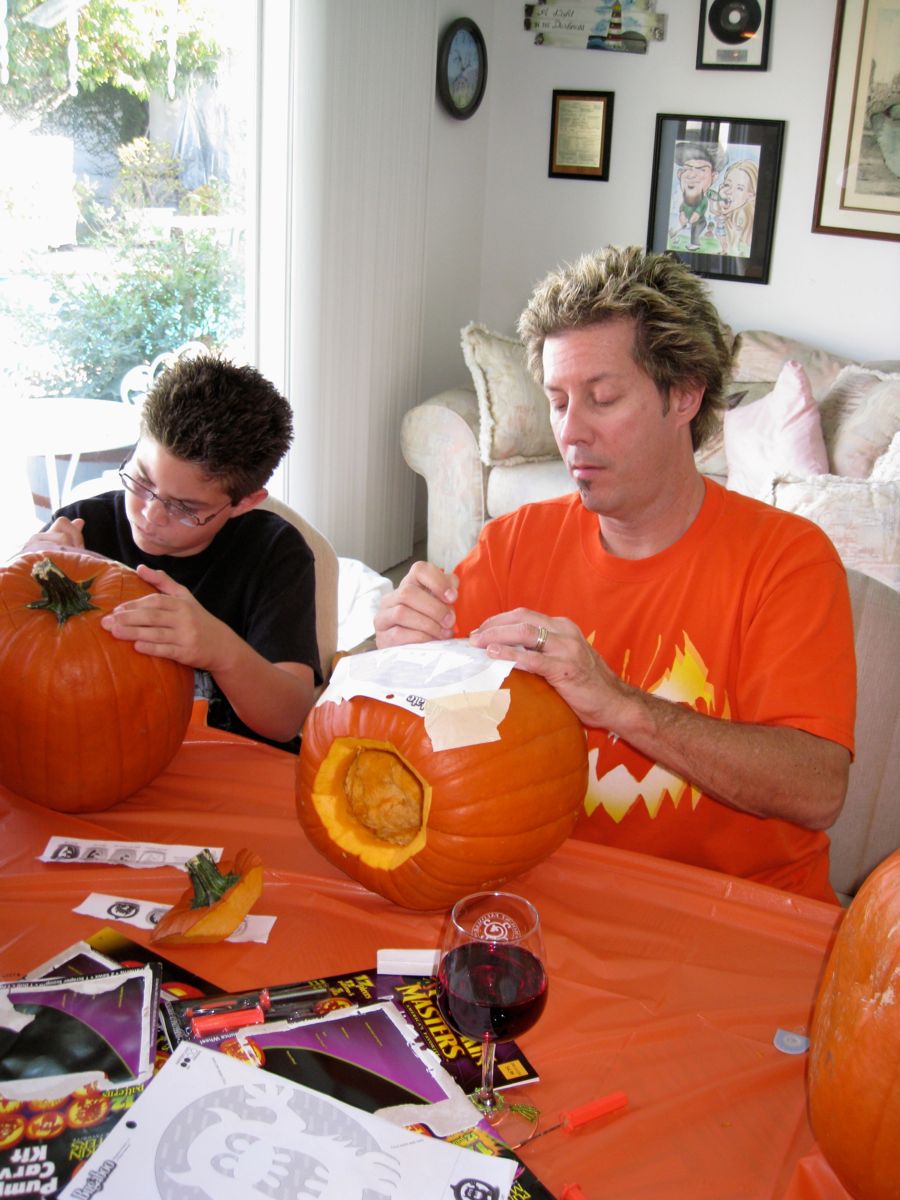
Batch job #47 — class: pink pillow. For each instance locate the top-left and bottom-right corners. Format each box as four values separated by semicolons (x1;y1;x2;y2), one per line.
724;361;829;501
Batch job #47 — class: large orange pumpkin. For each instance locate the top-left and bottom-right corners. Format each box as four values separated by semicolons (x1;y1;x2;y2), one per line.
0;550;193;812
296;662;588;910
807;848;900;1200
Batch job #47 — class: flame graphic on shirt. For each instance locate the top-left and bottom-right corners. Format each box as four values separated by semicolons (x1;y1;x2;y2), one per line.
584;631;727;823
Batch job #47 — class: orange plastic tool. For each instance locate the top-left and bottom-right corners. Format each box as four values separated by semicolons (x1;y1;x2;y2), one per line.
513;1089;628;1150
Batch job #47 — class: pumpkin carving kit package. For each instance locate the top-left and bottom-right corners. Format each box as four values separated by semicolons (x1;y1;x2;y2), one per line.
0;959;160;1199
159;962;540;1098
0;943;552;1200
159;966;553;1198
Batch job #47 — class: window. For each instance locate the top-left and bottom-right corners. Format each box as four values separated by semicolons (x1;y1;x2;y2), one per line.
0;0;260;539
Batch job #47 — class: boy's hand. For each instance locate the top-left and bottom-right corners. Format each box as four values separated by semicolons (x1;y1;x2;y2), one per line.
21;516;86;554
101;564;231;672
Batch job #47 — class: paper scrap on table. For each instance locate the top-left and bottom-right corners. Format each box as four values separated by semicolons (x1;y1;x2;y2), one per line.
318;639;516;749
59;1041;517;1200
377;1093;484;1139
376;947;440;976
74;892;275;943
40;835;223;869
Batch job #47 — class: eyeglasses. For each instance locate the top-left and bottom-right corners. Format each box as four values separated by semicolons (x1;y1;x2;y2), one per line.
118;465;233;528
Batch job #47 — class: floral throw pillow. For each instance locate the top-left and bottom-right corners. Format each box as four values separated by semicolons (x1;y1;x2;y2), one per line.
460;323;559;466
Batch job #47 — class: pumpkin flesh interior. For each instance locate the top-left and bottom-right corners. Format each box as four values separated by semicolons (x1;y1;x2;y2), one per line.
311;737;431;869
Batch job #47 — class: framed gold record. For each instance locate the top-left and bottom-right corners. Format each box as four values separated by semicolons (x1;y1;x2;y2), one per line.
696;0;773;71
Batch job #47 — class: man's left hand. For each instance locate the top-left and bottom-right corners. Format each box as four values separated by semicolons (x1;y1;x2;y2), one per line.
469;608;629;730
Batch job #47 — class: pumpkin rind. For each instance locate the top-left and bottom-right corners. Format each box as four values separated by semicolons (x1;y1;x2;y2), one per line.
0;550;194;812
150;848;264;945
296;666;588;910
807;848;900;1200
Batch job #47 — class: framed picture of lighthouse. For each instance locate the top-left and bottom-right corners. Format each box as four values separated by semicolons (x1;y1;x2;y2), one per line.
813;0;900;241
524;3;667;54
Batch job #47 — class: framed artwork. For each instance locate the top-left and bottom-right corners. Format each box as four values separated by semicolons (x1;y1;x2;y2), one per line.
696;0;773;71
813;0;900;241
646;113;785;284
548;89;615;180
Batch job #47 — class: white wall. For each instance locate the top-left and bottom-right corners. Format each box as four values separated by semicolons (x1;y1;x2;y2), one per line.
421;0;900;405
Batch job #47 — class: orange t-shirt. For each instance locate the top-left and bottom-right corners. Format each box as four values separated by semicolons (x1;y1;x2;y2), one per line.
453;480;856;902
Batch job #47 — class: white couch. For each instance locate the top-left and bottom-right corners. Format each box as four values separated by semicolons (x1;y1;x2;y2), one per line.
402;325;900;591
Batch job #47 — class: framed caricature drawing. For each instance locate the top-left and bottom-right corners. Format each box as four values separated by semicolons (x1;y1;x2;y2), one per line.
646;113;785;284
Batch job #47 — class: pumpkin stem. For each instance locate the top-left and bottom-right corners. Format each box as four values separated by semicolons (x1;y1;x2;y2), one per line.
26;558;100;627
185;849;241;909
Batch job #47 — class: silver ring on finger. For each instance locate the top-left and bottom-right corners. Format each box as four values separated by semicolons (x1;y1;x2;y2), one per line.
534;625;549;653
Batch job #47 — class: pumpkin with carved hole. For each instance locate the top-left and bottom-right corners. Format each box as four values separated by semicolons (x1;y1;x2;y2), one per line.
296;648;588;911
0;550;194;812
807;848;900;1200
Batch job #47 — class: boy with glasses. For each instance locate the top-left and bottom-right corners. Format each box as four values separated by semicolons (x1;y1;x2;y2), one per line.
23;356;321;752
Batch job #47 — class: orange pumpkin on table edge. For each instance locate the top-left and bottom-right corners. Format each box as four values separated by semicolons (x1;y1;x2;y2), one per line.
296;666;589;911
807;848;900;1200
0;550;193;812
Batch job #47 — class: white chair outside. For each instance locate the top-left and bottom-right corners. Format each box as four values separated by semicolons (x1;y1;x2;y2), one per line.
119;340;211;407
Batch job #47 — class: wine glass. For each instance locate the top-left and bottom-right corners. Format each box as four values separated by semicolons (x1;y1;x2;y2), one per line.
436;890;547;1124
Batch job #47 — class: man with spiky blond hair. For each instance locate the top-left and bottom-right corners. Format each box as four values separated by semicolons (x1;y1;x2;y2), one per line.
376;246;855;902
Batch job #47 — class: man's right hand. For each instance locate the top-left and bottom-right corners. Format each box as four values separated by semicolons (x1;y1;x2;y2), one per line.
21;516;86;554
373;561;459;647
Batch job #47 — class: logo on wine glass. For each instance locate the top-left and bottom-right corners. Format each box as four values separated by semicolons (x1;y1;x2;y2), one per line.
472;910;521;941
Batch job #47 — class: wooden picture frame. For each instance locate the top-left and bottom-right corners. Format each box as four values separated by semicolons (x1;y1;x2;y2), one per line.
696;0;773;71
548;89;614;180
813;0;900;241
646;113;785;284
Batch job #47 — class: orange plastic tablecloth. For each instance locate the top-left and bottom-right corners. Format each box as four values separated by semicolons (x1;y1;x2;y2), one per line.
0;724;853;1200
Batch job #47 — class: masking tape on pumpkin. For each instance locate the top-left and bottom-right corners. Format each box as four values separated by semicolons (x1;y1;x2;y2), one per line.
423;688;511;750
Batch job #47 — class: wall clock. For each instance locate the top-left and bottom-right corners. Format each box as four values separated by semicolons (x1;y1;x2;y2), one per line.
436;18;487;120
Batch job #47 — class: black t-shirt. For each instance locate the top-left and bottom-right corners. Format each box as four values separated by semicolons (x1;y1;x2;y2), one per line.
54;492;321;753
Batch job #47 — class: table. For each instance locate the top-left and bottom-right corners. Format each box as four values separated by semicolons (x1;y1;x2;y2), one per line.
13;397;141;510
0;723;853;1200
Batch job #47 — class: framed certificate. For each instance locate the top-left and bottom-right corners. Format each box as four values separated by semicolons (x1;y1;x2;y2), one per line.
548;89;615;181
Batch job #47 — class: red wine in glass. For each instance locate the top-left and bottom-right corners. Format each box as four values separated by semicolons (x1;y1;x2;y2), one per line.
437;942;547;1041
436;891;547;1123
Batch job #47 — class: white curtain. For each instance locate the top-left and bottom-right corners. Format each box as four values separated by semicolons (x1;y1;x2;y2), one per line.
257;0;435;572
